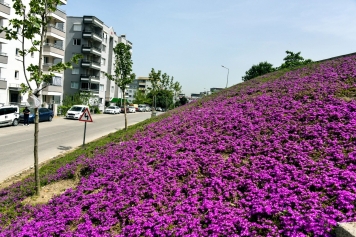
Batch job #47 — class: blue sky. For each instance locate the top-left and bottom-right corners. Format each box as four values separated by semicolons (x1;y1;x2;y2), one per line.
65;0;356;96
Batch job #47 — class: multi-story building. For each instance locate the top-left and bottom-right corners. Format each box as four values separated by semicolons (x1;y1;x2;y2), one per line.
42;1;67;106
0;0;67;107
64;16;132;111
0;0;11;105
126;76;152;103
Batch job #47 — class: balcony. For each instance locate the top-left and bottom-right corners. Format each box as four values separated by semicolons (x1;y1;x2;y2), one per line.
0;0;10;15
0;30;6;39
83;16;103;28
8;83;21;91
0;52;8;64
80;86;99;94
47;24;65;38
43;43;64;57
82;44;101;56
81;59;101;70
59;0;67;5
0;78;6;89
82;30;102;42
48;8;66;22
80;74;100;83
42;84;63;95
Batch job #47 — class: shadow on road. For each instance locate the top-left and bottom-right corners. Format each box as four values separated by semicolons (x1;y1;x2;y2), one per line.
57;146;72;151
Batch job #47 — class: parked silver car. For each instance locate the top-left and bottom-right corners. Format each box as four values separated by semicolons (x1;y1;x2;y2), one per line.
138;105;146;112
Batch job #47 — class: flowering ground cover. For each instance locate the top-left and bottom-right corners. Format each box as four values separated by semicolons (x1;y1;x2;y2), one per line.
1;56;356;236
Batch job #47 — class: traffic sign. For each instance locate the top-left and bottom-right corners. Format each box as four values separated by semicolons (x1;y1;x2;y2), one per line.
79;108;93;122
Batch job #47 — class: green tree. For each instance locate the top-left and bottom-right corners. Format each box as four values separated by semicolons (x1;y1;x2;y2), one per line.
105;42;135;130
148;68;161;114
279;50;313;69
0;0;81;195
132;90;151;105
172;81;182;108
242;61;275;81
148;89;174;109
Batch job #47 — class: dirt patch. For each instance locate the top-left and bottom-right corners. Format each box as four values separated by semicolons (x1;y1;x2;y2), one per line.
22;179;79;205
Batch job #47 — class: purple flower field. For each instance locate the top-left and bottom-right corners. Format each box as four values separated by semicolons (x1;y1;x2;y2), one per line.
1;56;356;236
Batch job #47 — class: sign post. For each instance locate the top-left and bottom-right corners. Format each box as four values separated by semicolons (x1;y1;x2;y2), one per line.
78;108;93;147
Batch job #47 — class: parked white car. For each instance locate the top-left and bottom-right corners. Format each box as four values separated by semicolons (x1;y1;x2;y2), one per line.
104;106;121;114
65;105;89;120
128;106;136;113
0;105;19;127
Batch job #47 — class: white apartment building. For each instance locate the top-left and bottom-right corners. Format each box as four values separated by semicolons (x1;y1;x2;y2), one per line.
0;0;67;107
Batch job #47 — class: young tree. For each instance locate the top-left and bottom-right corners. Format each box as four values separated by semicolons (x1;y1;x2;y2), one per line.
105;42;135;130
242;61;275;81
172;81;182;108
279;51;313;69
0;0;81;195
160;73;174;110
148;68;161;115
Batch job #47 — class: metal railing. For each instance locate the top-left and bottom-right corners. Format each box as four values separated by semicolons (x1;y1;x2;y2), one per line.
82;44;101;52
47;24;64;32
81;59;101;65
82;30;103;39
43;43;64;50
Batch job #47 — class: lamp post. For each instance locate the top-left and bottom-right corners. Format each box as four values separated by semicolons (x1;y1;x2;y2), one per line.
221;65;229;88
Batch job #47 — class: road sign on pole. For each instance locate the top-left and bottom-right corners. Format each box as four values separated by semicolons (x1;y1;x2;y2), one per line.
79;108;93;122
79;108;93;147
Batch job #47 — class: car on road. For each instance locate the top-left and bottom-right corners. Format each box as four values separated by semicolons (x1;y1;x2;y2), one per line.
138;105;146;112
145;106;152;112
128;106;136;113
0;105;20;127
104;106;121;114
19;107;54;123
65;105;89;120
155;107;162;112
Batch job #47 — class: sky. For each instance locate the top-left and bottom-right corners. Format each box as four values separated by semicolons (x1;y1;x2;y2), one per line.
65;0;356;96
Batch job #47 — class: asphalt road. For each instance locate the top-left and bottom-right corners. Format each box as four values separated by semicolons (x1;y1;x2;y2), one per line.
0;112;155;183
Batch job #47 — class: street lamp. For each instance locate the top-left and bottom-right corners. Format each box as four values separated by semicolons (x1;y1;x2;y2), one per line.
221;65;229;88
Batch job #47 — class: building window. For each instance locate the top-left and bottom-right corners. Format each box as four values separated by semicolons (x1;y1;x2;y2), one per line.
15;71;19;79
31;52;34;58
111;86;114;93
100;71;105;78
102;44;106;52
71;81;79;89
15;48;20;56
52;76;62;86
101;58;105;65
73;38;81;45
73;24;82;31
100;84;104;92
72;67;79;74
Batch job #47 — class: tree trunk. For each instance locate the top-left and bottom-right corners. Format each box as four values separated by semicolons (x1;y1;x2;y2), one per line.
123;89;127;130
34;106;40;195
